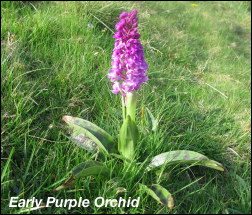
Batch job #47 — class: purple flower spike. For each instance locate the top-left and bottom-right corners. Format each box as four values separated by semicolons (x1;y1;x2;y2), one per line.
108;10;148;97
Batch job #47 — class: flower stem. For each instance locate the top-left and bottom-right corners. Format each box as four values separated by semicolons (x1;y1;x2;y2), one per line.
126;92;137;122
122;95;126;120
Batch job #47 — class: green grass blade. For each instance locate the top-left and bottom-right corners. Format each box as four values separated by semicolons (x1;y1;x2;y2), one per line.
1;147;15;183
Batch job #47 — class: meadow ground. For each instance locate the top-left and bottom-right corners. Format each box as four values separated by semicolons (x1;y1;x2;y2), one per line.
1;1;251;214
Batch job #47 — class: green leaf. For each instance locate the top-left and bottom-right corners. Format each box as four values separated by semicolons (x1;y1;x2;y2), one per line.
54;176;75;192
54;161;110;191
69;132;97;153
110;153;131;163
145;107;158;131
62;116;116;154
140;184;174;210
72;161;110;178
110;153;141;168
118;115;139;160
147;150;225;171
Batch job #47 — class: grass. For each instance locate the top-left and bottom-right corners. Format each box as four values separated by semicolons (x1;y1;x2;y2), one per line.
1;1;251;214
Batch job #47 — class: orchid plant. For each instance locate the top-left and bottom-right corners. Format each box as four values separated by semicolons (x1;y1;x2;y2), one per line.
54;10;225;210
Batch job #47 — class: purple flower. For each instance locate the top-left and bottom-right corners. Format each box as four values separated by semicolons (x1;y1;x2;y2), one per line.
108;10;148;97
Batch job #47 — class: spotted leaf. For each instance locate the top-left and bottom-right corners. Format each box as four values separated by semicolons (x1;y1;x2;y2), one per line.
147;150;225;171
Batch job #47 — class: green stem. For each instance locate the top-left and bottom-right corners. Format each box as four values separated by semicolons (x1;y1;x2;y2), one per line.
122;95;126;120
126;92;137;122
